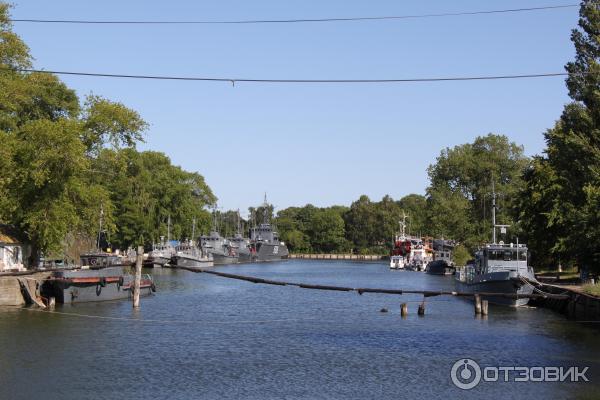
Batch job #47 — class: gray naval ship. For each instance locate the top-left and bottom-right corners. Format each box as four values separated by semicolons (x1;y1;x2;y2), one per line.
454;185;535;306
248;222;289;262
171;239;214;268
455;242;535;306
200;231;238;265
228;233;252;263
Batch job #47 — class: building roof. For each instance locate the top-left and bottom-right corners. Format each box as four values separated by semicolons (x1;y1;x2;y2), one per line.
0;225;26;245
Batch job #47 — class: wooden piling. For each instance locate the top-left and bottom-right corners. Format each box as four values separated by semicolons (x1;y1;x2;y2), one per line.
418;302;425;316
481;300;489;316
474;294;482;314
133;245;143;308
400;303;408;317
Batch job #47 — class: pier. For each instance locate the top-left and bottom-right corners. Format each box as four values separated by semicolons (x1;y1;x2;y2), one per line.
0;271;51;306
530;282;600;322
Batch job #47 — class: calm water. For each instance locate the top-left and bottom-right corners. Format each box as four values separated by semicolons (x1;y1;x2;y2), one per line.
1;260;598;399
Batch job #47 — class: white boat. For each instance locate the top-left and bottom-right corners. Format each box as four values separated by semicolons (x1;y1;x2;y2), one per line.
390;215;410;269
390;214;432;271
147;239;176;267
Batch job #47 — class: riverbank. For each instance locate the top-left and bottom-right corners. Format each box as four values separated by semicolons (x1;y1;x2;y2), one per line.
0;271;51;306
531;281;600;322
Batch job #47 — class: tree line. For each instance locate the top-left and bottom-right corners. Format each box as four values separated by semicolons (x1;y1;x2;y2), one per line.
1;1;599;273
273;133;527;261
274;1;600;273
0;4;215;264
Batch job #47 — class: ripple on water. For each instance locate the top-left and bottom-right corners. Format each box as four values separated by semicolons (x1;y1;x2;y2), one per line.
0;260;598;400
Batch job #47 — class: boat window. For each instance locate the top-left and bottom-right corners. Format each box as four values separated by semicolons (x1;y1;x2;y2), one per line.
487;249;524;261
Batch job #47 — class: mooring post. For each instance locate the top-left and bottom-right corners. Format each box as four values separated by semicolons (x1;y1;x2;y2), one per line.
474;294;482;314
133;245;143;308
481;300;489;316
400;303;408;317
418;301;425;316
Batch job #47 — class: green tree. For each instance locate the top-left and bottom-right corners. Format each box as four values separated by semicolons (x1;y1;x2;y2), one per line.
81;95;147;155
7;119;105;263
0;3;216;262
452;244;471;266
308;208;348;253
397;194;428;237
0;3;30;70
344;195;377;252
92;149;215;248
427;134;529;250
519;0;600;271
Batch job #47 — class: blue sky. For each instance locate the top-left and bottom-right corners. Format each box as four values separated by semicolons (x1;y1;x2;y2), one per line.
10;1;579;215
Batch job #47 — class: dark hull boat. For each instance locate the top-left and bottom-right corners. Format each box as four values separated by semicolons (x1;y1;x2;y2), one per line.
201;231;239;265
251;241;289;262
425;260;455;275
41;256;155;304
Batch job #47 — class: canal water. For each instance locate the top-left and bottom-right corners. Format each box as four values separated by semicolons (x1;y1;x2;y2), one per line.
1;260;598;399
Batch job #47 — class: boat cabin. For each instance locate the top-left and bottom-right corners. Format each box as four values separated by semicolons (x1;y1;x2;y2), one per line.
433;250;453;265
475;243;531;274
80;252;122;269
229;233;249;249
200;232;226;249
249;224;280;243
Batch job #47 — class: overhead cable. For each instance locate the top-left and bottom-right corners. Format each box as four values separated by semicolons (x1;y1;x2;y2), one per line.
9;4;578;25
12;68;572;85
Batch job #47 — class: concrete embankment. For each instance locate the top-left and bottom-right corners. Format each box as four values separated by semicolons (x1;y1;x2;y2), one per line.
530;283;600;322
289;254;386;261
0;271;51;306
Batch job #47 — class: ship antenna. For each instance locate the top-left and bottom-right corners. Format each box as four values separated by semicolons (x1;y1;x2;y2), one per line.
263;192;269;224
192;217;196;242
97;203;104;251
492;178;497;244
167;214;171;243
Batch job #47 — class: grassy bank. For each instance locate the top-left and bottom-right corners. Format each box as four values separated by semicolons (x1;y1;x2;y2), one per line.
582;284;600;298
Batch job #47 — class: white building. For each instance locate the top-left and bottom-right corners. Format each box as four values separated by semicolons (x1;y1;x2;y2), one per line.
0;225;30;272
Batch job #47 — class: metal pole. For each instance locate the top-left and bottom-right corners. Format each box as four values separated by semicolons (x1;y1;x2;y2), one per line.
492;180;496;244
167;215;171;243
133;245;143;308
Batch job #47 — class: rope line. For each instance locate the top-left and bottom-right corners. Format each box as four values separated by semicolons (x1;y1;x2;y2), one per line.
180;267;571;299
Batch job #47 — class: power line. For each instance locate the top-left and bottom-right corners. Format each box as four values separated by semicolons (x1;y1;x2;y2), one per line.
12;68;570;85
9;4;578;25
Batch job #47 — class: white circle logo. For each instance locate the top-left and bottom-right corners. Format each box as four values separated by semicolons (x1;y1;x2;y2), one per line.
451;358;481;390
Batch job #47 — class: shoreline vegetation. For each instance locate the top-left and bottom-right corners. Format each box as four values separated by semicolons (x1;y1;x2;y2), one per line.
0;1;598;279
